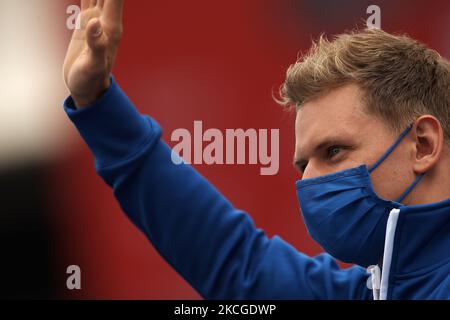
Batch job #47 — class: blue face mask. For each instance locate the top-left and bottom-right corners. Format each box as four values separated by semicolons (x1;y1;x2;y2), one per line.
296;125;425;267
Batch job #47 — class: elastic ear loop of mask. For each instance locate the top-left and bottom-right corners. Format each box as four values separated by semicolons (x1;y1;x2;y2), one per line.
396;174;424;203
368;124;425;204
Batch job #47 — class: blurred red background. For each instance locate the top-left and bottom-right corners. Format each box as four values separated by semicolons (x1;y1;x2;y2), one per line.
2;0;447;299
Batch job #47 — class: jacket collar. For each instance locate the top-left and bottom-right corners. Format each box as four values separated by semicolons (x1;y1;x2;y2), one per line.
391;197;450;275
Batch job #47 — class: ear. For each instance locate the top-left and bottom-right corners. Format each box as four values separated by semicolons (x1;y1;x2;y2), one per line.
411;116;444;174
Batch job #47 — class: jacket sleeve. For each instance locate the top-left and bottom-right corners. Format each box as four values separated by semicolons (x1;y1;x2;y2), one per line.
63;78;371;300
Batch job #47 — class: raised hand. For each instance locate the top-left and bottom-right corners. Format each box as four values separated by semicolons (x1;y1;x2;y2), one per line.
63;0;124;108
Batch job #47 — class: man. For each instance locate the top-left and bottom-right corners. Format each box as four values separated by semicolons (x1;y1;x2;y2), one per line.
63;0;450;299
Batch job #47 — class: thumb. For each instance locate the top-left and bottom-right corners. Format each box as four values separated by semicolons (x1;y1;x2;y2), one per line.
86;18;107;54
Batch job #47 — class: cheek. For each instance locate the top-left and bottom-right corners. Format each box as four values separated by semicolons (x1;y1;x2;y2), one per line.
370;170;398;200
369;161;413;201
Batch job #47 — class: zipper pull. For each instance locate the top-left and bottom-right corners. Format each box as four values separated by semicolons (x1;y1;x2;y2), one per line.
367;265;381;300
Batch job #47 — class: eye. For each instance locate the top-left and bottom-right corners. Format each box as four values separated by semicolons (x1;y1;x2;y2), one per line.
327;146;343;159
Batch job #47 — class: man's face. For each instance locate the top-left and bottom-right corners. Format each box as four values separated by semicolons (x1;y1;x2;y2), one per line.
294;84;417;203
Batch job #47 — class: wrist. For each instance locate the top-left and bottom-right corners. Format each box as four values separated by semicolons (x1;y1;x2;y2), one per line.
72;78;111;109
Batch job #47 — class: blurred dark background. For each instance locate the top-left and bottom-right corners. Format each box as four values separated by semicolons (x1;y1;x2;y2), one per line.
0;0;448;299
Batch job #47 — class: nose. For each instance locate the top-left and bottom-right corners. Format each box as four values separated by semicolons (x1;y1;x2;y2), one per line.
302;162;338;180
302;163;320;180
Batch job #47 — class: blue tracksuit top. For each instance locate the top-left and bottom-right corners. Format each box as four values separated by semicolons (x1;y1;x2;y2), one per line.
63;78;450;300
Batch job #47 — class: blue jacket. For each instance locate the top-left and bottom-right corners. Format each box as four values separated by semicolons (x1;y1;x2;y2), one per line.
64;78;450;300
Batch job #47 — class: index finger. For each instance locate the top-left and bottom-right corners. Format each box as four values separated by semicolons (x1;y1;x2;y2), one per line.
103;0;124;24
81;0;89;10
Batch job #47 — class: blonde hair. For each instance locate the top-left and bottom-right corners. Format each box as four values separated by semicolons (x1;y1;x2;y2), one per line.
277;28;450;142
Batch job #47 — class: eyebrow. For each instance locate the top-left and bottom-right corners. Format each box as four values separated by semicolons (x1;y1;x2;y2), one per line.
293;138;345;170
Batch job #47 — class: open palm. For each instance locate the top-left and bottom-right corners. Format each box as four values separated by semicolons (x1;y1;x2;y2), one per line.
63;0;124;108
